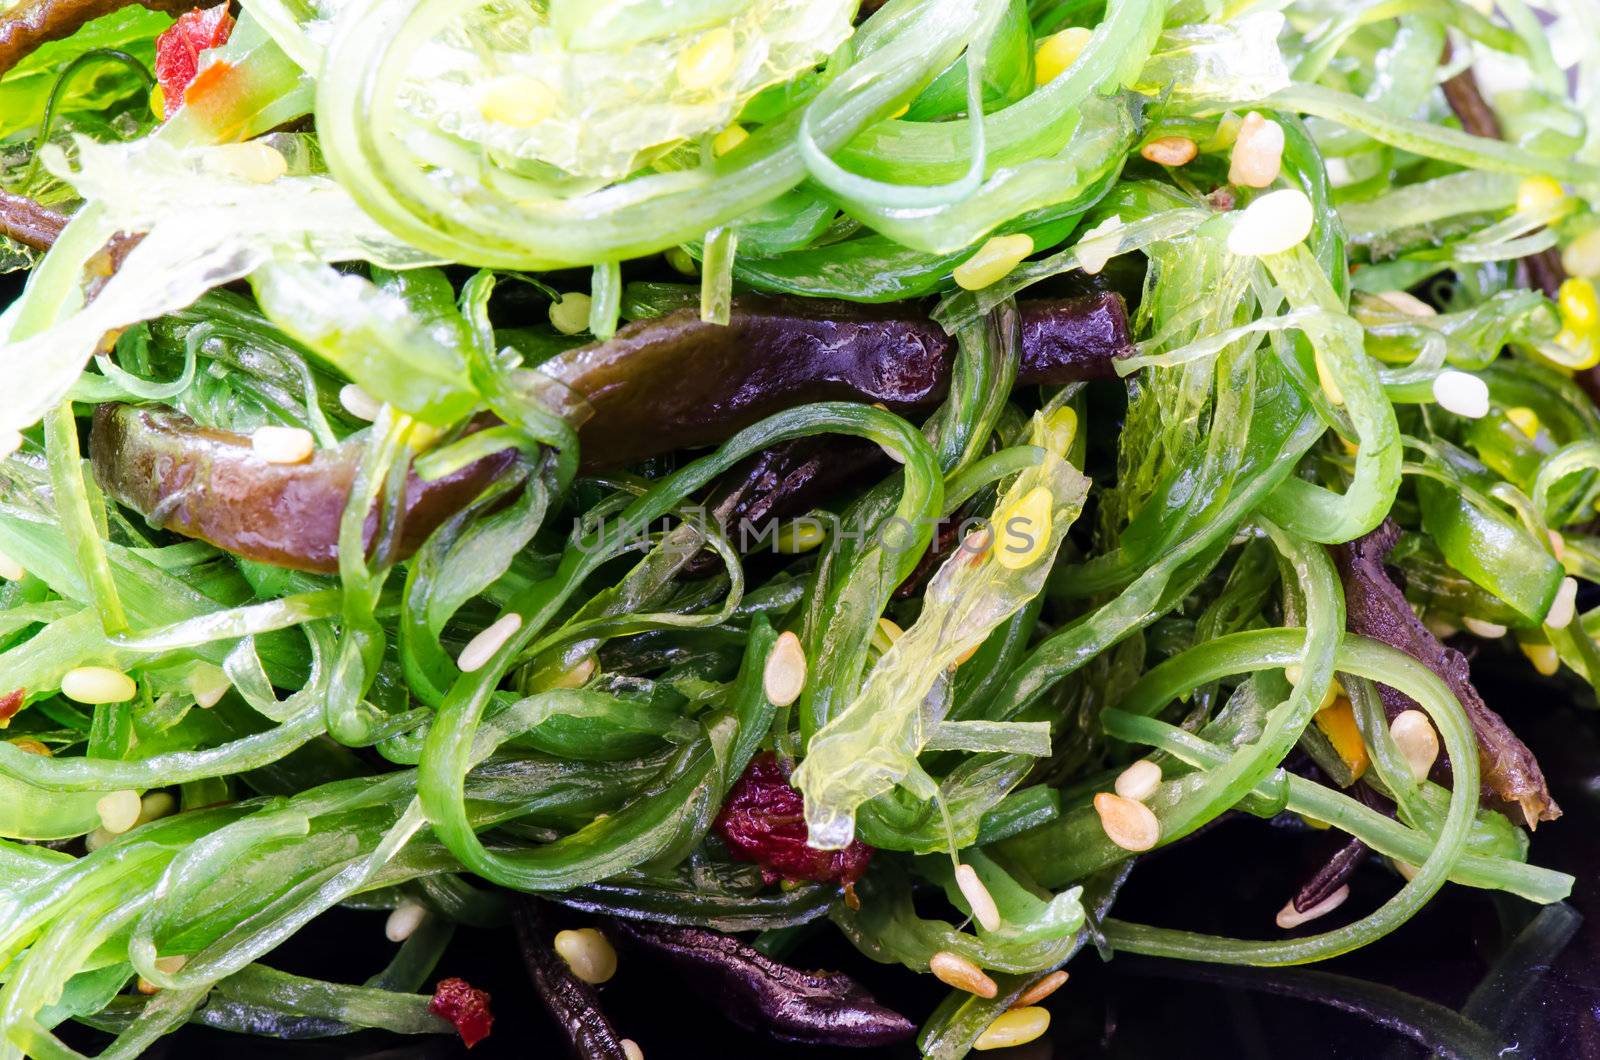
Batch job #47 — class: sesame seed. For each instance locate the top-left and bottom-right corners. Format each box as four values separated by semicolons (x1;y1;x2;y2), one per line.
1389;709;1440;781
929;950;997;998
385;898;428;943
1521;641;1560;676
1423;615;1458;640
9;738;50;756
1011;970;1069;1009
553;928;618;984
1140;136;1198;167
1226;189;1313;257
1275;884;1350;929
678;27;736;90
1113;760;1162;802
1559;277;1598;332
974;1006;1051;1051
188;666;231;708
137;791;176;825
457;613;522;674
549;292;592;335
208;142;287;184
1314;350;1344;406
772;519;827;554
0;428;21;457
712;124;749;157
1431;370;1489;419
1462;617;1507;639
1546;577;1578;630
1093;792;1160;851
1516;176;1566;214
479;76;557;127
1550;529;1567;563
0;548;24;582
84;827;113;852
339;384;382;421
954;863;1002;932
61;666;136;704
953;233;1034;291
621;1041;644;1060
1034;27;1091;84
1228;113;1285;188
993;485;1054;570
548;655;597;690
1371;290;1437;317
96;789;142;834
136;956;187;995
1075;214;1123;275
1393;858;1420;882
665;247;698;276
763;631;807;707
1562;226;1600;279
251;425;315;464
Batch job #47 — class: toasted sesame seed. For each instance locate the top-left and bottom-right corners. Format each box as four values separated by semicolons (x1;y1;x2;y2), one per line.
549;655;597;689
1093;792;1160;851
1389;709;1439;781
458;613;522;673
1034;27;1091;84
9;738;50;756
954;863;1002;932
136;955;187;995
554;928;618;984
929;950;997;998
1521;641;1560;676
0;548;23;582
1140;136;1198;167
993;485;1054;570
1372;290;1437;317
188;666;231;708
96;789;142;834
1393;858;1420;881
549;292;592;335
1546;576;1578;630
1229;113;1285;188
251;425;315;464
1463;617;1507;639
1315;696;1369;778
339;384;382;421
953;233;1034;291
975;1006;1050;1051
0;428;21;458
1226;189;1313;257
712;124;749;157
1113;760;1162;802
479;76;557;127
678;26;736;90
763;631;807;707
621;1041;644;1060
61;666;136;704
1011;970;1069;1009
1275;884;1350;929
1431;370;1489;419
385;898;428;943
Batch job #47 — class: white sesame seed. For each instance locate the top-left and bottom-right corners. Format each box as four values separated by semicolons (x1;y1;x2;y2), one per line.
1275;884;1350;929
763;631;807;707
385;898;428;943
250;425;315;464
929;951;997;997
549;293;592;335
0;548;24;582
1113;760;1162;802
0;428;21;458
621;1041;644;1060
1226;189;1314;257
1284;663;1303;687
1229;113;1286;188
137;791;176;825
549;655;597;689
1545;576;1578;630
1462;617;1507;639
457;613;522;673
339;384;382;421
1076;215;1123;275
188;666;231;708
96;789;142;834
1372;290;1437;317
60;666;136;704
954;863;1002;932
1093;792;1160;851
1423;616;1459;640
1389;709;1440;781
84;827;114;852
1431;370;1489;419
208;142;287;183
553;928;618;984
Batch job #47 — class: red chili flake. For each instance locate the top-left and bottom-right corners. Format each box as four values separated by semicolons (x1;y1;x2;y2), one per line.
0;690;21;728
429;977;494;1048
715;752;874;887
154;4;235;117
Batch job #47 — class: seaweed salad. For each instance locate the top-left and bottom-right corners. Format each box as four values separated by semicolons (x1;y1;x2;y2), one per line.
0;0;1598;1055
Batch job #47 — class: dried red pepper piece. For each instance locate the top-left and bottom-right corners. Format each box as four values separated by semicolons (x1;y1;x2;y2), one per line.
153;2;232;117
429;977;494;1048
715;753;873;887
0;690;22;726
